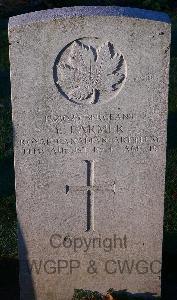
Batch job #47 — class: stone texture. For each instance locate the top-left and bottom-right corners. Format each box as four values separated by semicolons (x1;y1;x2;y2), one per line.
9;6;171;300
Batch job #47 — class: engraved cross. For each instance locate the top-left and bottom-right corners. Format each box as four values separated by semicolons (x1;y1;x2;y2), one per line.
66;160;116;232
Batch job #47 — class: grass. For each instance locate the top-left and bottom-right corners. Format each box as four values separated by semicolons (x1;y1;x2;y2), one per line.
0;195;17;257
72;289;103;300
72;289;161;299
0;29;9;70
164;149;177;233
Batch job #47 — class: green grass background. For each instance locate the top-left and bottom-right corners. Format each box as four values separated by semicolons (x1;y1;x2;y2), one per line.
0;0;177;258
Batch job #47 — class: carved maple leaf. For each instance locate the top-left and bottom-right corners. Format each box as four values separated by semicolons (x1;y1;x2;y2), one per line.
59;40;126;104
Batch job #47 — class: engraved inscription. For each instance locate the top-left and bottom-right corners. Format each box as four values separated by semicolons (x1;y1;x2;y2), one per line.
20;135;160;157
45;112;134;124
19;111;160;157
54;38;127;105
66;161;115;231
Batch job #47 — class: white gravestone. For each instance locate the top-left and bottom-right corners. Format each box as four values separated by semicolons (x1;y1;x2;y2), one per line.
9;6;171;300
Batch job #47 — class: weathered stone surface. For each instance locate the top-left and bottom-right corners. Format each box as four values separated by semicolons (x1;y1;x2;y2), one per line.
9;6;171;300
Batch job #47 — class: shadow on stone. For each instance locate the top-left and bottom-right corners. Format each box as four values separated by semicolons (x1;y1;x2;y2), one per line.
0;223;36;300
17;223;36;300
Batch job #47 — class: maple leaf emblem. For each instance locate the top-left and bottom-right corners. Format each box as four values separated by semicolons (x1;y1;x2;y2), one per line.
55;39;126;105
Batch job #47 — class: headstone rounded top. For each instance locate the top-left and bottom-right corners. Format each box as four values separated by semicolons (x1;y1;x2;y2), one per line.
9;6;170;28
